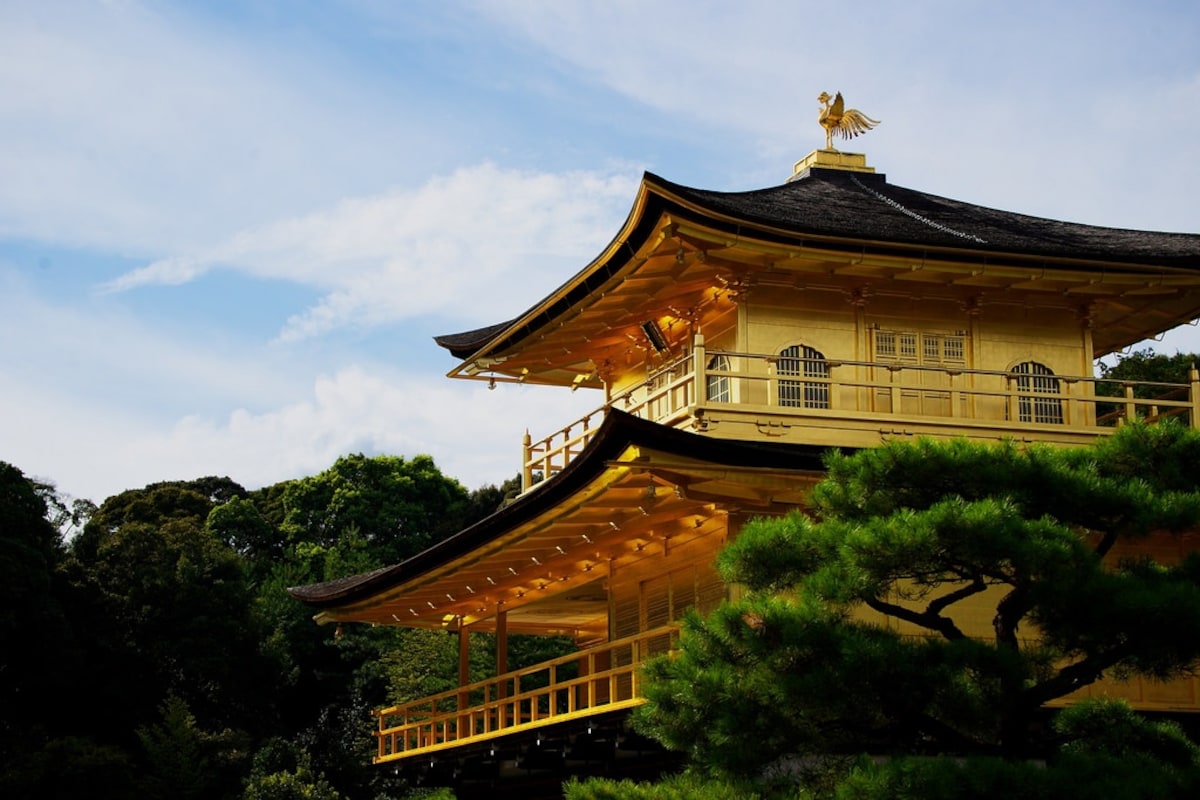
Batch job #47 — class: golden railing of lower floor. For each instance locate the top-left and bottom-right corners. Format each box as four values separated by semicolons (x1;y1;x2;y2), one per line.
374;626;679;763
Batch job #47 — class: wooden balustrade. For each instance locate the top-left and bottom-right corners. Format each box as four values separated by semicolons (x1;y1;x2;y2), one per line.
519;352;1198;493
375;626;679;763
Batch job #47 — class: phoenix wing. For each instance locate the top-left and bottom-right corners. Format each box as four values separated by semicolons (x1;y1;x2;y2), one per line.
829;91;846;119
836;108;881;140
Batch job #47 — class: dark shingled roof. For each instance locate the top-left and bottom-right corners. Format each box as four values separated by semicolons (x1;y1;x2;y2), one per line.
662;168;1200;266
434;167;1200;360
432;318;516;359
288;409;833;609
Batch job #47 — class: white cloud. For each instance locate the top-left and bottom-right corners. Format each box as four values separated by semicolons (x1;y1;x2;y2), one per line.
104;162;640;338
6;0;1200;513
468;2;1200;229
132;365;598;493
7;358;599;504
0;1;429;253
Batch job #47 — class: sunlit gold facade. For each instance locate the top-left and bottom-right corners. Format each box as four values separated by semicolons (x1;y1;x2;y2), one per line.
293;148;1200;765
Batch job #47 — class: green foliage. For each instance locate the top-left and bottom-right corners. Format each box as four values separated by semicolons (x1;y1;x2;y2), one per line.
279;453;469;570
209;496;280;562
830;752;1200;800
0;450;554;800
401;789;457;800
564;771;775;800
0;462;81;784
1096;349;1200;425
78;511;266;728
74;477;245;558
638;424;1200;781
0;736;139;800
1097;349;1198;390
1053;697;1199;767
383;629;467;702
243;760;344;800
137;694;250;800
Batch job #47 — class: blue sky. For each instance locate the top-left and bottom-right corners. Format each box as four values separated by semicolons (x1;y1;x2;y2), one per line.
3;0;1200;505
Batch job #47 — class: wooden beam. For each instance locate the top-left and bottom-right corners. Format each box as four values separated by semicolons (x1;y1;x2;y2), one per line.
495;608;508;700
458;622;470;687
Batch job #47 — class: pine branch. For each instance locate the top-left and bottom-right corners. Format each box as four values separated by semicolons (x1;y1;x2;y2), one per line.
927;577;988;617
1023;645;1132;708
865;596;967;640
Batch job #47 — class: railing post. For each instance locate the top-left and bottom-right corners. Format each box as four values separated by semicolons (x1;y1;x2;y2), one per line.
1124;384;1136;426
587;650;596;709
693;334;707;405
766;357;776;406
1063;379;1076;426
890;365;901;415
1191;366;1200;429
521;430;532;492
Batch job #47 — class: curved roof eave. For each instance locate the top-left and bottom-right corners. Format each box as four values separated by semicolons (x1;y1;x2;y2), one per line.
435;168;1200;365
287;409;833;610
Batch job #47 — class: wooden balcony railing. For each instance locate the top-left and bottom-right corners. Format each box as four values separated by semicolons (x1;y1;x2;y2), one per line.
374;626;679;763
521;339;1200;492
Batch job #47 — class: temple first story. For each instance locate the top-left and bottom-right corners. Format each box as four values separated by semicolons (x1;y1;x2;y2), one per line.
290;411;1200;772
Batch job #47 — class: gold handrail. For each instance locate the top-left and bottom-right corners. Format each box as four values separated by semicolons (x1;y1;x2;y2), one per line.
375;625;679;763
520;351;1197;492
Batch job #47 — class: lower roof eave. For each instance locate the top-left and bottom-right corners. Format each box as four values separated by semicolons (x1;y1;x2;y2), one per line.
288;410;836;623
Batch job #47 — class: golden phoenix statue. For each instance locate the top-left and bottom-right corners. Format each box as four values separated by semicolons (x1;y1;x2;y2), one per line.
818;91;880;150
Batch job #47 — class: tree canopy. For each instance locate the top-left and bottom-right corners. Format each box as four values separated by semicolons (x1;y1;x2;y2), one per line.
631;423;1200;795
0;453;514;799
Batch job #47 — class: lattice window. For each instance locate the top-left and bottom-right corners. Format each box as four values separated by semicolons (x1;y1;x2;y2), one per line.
875;331;896;359
706;354;731;402
778;344;829;409
943;335;965;363
1012;361;1064;424
876;330;966;365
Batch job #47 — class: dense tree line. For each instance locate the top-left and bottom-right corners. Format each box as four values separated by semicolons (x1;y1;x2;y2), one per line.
0;453;520;799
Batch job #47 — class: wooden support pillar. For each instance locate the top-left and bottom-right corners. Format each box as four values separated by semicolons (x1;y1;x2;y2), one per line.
494;608;509;729
458;623;470;687
495;608;509;676
1190;366;1200;429
456;620;470;741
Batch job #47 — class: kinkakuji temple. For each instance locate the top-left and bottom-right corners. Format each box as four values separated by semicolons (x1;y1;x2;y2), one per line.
290;95;1200;793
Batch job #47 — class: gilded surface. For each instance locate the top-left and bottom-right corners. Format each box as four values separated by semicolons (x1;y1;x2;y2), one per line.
818;91;880;150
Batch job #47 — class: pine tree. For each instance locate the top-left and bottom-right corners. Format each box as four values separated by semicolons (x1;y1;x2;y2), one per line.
634;423;1200;780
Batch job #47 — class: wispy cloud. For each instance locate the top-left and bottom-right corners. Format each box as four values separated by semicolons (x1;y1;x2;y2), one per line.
0;1;432;252
103;163;639;339
5;0;1200;510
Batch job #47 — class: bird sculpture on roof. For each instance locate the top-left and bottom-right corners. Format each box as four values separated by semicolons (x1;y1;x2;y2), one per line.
818;91;880;151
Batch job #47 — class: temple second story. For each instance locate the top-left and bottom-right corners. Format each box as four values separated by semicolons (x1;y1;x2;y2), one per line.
435;149;1200;492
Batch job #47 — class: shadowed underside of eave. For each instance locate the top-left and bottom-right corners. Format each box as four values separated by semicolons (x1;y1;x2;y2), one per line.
287;411;830;633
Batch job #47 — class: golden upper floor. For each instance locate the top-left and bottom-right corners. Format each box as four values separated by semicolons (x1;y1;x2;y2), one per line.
437;150;1200;396
432;150;1200;488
